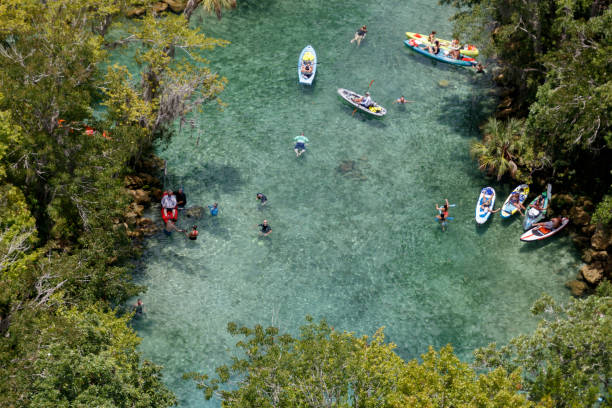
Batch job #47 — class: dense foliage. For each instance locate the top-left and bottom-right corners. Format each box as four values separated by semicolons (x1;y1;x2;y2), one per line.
443;0;611;209
0;1;228;405
188;317;541;408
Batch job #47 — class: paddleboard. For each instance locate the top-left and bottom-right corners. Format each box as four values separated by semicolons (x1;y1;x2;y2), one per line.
475;187;495;224
523;184;552;230
520;217;569;241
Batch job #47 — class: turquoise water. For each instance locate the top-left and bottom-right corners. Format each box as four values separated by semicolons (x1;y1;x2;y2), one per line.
131;1;580;406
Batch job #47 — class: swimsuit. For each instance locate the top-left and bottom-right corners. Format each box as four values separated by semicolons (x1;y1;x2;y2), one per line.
295;142;306;150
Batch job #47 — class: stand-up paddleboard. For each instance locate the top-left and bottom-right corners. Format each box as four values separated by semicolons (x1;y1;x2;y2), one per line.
475;187;495;224
520;217;569;241
501;184;529;218
523;183;552;230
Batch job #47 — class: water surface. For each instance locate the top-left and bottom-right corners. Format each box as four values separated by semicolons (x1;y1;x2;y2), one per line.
131;1;580;406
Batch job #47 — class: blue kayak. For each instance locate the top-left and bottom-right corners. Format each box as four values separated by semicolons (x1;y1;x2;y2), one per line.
404;39;477;67
298;45;316;85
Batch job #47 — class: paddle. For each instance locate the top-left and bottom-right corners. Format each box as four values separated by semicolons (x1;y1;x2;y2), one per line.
352;80;375;116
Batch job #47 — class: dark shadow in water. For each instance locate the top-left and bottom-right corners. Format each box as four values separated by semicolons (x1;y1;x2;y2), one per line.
186;163;244;194
435;92;493;135
201;216;231;240
475;220;492;235
402;48;475;78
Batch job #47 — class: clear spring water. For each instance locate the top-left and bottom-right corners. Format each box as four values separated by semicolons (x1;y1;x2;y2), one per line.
130;1;581;406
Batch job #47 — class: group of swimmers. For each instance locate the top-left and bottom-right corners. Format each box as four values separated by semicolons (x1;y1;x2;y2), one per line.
160;187;221;240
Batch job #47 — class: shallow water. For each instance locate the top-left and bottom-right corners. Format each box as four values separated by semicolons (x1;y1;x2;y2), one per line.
131;1;580;406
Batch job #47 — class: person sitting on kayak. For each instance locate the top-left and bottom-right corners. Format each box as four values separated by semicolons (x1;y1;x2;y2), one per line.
450;48;462;59
354;92;373;108
301;62;313;77
161;190;178;222
427;40;441;55
351;25;367;46
175;187;187;209
509;191;526;215
534;217;562;231
529;195;546;211
428;31;437;43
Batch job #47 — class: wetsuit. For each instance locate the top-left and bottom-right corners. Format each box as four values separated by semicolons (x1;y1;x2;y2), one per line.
257;193;267;205
259;223;271;234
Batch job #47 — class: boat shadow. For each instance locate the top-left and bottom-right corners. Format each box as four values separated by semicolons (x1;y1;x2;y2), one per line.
518;234;567;252
435;92;494;135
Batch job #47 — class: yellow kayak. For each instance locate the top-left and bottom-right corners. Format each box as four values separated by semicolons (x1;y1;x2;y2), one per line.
405;32;479;57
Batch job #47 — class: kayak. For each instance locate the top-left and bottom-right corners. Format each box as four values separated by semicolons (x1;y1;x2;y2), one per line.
404;39;477;67
405;32;479;57
501;184;529;218
475;187;496;224
337;88;387;118
520;217;569;242
523;184;552;230
298;45;316;85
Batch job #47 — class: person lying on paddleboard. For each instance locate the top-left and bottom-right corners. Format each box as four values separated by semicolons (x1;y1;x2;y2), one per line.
354;92;373;108
533;217;562;231
480;195;500;213
351;25;367;46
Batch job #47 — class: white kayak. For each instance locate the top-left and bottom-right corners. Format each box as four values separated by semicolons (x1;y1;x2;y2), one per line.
475;187;496;224
520;217;569;241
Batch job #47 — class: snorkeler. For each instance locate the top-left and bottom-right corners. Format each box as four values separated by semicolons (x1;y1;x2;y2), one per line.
256;193;267;206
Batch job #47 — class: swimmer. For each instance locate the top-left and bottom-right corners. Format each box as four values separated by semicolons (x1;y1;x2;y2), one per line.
256;193;267;206
163;219;184;235
257;219;272;236
350;25;367;46
436;199;450;232
208;202;219;216
293;133;308;157
474;62;487;74
186;225;198;240
133;299;145;317
394;96;413;104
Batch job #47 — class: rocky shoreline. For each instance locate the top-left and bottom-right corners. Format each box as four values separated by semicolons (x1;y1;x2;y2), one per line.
127;0;190;18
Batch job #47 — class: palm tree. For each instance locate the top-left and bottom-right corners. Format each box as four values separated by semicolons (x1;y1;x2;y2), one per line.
185;0;236;21
470;117;527;180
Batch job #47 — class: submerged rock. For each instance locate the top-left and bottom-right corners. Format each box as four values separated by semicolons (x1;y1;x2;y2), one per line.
565;280;588;297
185;206;204;219
438;79;449;88
336;159;367;181
580;264;604;285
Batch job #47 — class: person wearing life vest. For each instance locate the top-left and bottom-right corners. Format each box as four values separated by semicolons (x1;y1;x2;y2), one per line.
186;225;198;240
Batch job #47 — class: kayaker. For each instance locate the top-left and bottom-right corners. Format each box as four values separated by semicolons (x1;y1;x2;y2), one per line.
354;92;373;108
509;191;526;215
257;219;272;236
427;40;441;55
450;38;460;49
301;62;313;77
161;190;178;222
256;193;268;206
450;48;461;59
350;25;367;46
208;202;219;216
529;195;546;211
534;217;562;230
175;187;187;209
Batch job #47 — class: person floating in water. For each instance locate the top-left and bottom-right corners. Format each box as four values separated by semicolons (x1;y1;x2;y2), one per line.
186;225;198;240
163;219;184;236
256;193;267;206
394;96;413;104
175;187;187;209
436;199;451;231
474;62;487;74
208;202;219;216
350;25;367;46
133;299;145;317
257;219;272;236
293;133;309;157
